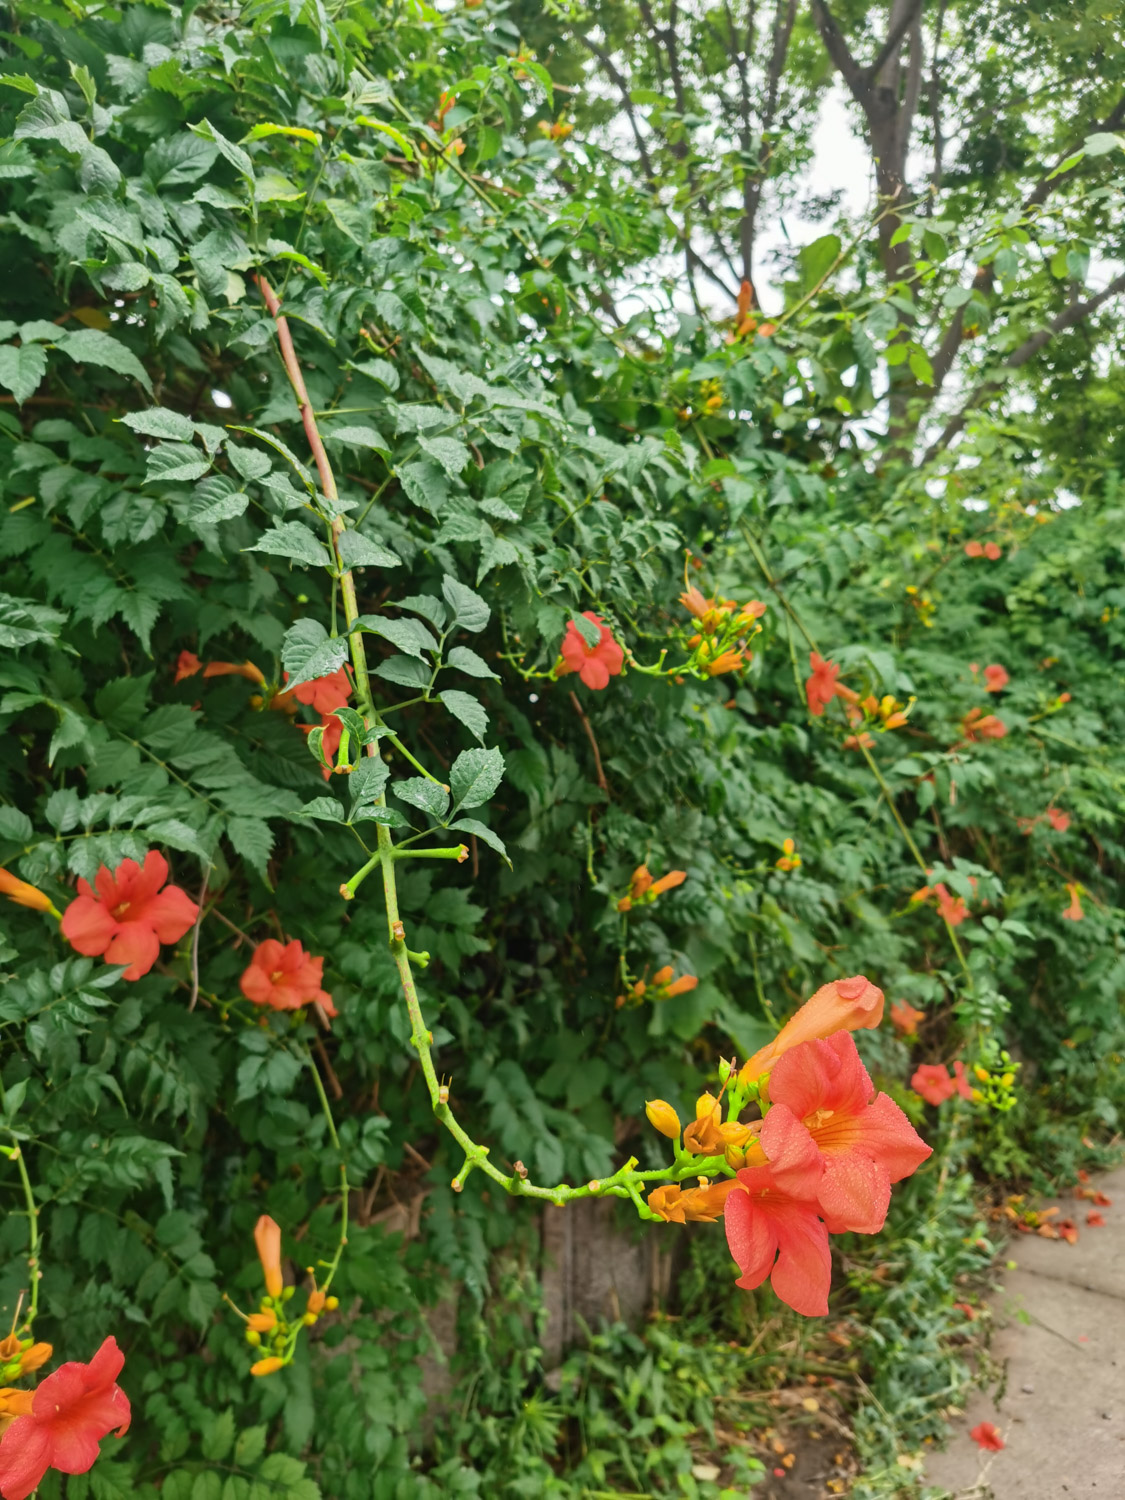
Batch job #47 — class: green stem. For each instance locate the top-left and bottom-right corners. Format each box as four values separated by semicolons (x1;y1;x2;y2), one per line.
258;278;682;1214
2;1121;40;1327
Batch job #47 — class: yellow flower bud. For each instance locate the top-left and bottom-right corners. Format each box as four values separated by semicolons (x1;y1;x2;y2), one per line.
245;1330;261;1347
645;1100;682;1140
974;1066;990;1083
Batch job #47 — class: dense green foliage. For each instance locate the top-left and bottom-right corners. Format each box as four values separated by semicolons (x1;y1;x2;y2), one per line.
1;0;1123;1494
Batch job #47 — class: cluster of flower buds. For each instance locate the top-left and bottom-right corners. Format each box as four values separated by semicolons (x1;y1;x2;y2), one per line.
242;1216;337;1377
616;864;686;912
903;583;935;627
969;1047;1020;1112
775;839;801;872
0;1334;51;1387
616;964;698;1009
805;652;914;744
679;584;766;678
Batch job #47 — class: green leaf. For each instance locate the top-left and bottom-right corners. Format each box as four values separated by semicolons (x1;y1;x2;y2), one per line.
120;408;197;443
202;1409;236;1463
1084;131;1123;157
225;816;274;883
398;594;447;630
439;690;488;742
354;615;438;658
441;576;490;632
57;329;152;393
0;343;47;406
393;778;449;818
234;1426;268;1468
281;619;349;688
323;423;388;453
355;115;416;160
373;656;430;689
419;434;470;479
296;797;347;823
796;233;841;297
247;523;332;569
450;747;504;808
244;123;322;146
227;425;314;490
336;531;401;570
146;444;212;485
227;444;272;482
448;818;510;867
0;807;34;844
446;646;498;679
189;118;253;179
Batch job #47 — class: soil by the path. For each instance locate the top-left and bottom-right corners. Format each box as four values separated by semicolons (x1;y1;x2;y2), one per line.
923;1162;1125;1498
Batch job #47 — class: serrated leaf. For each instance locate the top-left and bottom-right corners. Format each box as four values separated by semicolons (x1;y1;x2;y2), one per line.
247;523;332;569
352;805;411;826
57;329;152;393
323;423;389;453
296;797;347;823
349;757;390;806
419;434;470;479
120;407;197;442
225;816;273;883
0;343;47;406
441;575;490;632
336;531;400;570
450;747;504;808
227;445;272;482
281;619;349;688
227;425;314;490
439;689;488;742
354;615;438;658
393;778;449;818
446;645;498;680
202;1409;235;1463
373;656;431;689
397;594;447;630
449;818;510;867
146;443;212;485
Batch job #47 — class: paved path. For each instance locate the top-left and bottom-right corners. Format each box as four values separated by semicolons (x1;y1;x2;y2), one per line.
924;1164;1125;1498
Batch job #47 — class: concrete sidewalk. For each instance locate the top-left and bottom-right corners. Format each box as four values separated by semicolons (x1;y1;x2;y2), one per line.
923;1164;1125;1498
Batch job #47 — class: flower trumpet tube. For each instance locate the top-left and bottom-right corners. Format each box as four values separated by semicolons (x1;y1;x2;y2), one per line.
253;1215;284;1299
0;870;58;917
738;975;884;1087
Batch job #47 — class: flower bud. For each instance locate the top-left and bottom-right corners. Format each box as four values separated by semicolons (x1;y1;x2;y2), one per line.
250;1357;285;1378
645;1100;682;1140
325;1296;339;1311
245;1330;262;1347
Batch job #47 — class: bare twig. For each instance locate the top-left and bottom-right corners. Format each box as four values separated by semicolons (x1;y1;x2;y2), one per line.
569;690;610;796
187;864;211;1012
924;269;1125;462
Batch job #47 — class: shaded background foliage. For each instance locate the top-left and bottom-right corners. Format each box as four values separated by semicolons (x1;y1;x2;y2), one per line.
1;0;1124;1494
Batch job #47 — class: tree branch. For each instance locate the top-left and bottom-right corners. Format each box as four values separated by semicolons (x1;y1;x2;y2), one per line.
810;0;865;94
868;0;925;83
924;269;1125;463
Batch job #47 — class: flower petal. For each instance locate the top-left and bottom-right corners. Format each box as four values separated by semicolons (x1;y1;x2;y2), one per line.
142;885;199;944
103;923;161;981
60;896;117;958
817;1150;891;1235
768;1197;832;1316
131;851;170;906
758;1104;824;1201
725;1184;776;1292
580;657;611;690
0;1416;53;1500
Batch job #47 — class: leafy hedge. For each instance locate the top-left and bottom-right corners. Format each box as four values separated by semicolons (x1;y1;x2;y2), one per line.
1;0;1123;1495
